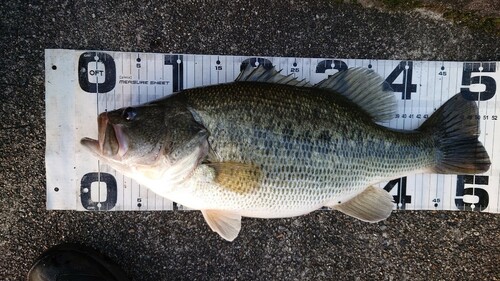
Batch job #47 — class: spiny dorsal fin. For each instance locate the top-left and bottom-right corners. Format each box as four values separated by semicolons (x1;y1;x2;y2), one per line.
208;162;262;194
201;210;242;241
236;65;395;122
314;68;396;122
235;64;311;87
332;185;394;222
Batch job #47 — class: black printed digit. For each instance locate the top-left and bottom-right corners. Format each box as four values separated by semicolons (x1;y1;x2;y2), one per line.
383;177;411;209
164;55;183;92
385;61;417;100
460;62;497;101
80;172;117;211
78;52;116;93
240;58;274;72
455;175;489;211
315;60;348;75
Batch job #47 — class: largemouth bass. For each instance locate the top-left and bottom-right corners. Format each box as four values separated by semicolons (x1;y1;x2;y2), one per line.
81;66;491;241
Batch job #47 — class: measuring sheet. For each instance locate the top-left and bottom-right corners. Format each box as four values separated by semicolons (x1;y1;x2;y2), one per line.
45;49;500;213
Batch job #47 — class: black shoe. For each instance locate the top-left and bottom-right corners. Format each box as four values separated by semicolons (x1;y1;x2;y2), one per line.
27;243;130;281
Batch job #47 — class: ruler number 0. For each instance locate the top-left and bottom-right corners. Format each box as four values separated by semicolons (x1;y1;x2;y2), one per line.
80;172;117;210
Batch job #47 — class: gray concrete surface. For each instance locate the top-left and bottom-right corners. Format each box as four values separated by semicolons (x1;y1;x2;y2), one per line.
1;1;499;280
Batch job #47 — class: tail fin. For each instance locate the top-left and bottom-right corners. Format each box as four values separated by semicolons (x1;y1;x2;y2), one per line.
418;93;491;174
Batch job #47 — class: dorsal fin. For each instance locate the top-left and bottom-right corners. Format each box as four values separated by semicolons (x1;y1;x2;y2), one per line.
235;64;311;87
314;68;396;122
235;65;396;122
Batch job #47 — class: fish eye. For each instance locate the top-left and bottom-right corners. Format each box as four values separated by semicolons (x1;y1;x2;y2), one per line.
122;107;137;121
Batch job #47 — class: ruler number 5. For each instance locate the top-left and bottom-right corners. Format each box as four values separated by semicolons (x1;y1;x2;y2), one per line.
460;62;497;101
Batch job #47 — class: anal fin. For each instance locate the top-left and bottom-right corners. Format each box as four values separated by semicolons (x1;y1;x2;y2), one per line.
332;185;394;222
201;210;242;241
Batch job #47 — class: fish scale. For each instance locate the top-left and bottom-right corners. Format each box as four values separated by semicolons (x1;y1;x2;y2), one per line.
174;82;434;214
81;66;490;241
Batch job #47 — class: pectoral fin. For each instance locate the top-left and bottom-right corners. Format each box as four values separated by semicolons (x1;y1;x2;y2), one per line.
201;210;242;241
332;185;394;222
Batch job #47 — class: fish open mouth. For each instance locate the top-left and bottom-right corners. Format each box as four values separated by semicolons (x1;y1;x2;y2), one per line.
81;112;128;159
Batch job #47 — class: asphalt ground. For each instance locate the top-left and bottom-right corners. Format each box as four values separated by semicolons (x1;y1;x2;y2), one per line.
1;1;499;280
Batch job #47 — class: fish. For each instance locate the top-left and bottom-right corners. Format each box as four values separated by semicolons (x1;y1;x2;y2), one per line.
81;65;491;241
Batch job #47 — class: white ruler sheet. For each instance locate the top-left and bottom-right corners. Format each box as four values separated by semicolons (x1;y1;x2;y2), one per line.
45;49;500;213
